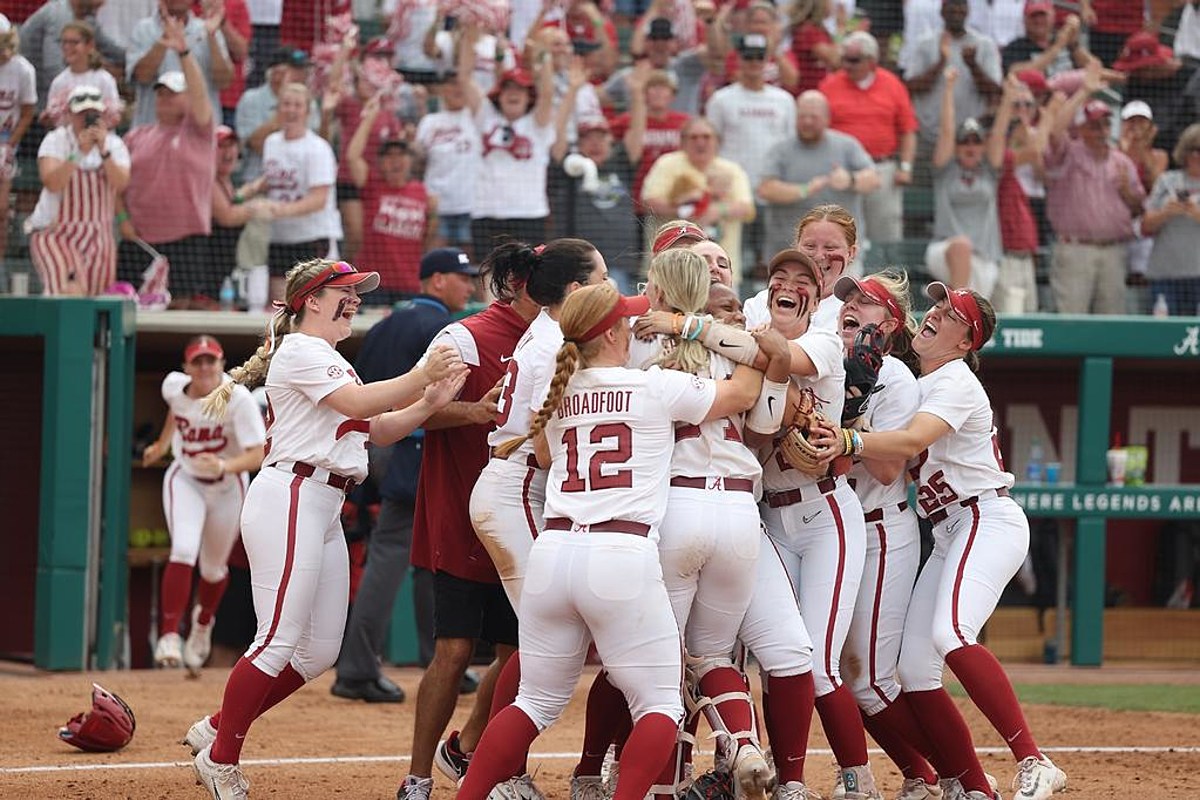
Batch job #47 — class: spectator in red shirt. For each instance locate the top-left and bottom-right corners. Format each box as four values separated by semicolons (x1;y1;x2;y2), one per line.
348;95;436;305
787;0;840;93
819;30;918;246
608;69;690;235
991;74;1044;312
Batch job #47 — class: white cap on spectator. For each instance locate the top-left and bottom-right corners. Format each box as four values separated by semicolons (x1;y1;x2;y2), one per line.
154;71;188;93
0;13;11;34
68;86;106;113
1120;100;1153;121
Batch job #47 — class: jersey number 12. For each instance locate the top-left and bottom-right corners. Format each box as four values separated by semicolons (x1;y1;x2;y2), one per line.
561;423;633;492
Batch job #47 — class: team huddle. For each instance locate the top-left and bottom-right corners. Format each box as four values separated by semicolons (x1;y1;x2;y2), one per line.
152;204;1068;800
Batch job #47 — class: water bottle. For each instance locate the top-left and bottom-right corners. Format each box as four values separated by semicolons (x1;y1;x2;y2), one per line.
1152;293;1169;317
1026;436;1045;485
219;276;236;312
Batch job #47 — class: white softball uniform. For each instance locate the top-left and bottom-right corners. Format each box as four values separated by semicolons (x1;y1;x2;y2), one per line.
743;290;844;332
161;372;266;582
898;359;1027;691
755;326;867;697
514;366;715;732
660;353;763;663
470;310;560;609
842;356;922;715
242;332;369;679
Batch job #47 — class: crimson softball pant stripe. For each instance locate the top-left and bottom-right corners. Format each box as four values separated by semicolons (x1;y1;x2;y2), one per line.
30;222;117;296
470;457;548;613
659;486;760;660
737;527;814;677
515;531;684;731
760;482;867;696
898;496;1030;691
163;462;248;583
844;505;921;716
240;467;350;680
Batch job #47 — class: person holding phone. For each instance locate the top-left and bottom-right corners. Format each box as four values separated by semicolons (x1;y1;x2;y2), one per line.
27;85;130;296
1140;123;1200;315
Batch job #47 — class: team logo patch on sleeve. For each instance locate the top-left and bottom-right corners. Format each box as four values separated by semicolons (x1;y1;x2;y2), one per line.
327;365;345;378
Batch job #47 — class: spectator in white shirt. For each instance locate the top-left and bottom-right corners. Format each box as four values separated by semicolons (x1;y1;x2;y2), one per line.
415;71;483;253
45;21;123;127
0;16;36;270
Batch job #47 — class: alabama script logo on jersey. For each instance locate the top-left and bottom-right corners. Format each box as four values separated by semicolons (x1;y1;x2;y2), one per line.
176;416;227;457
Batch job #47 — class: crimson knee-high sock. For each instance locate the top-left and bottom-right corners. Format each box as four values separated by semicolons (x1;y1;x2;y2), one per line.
905;688;991;794
763;672;815;784
208;663;305;732
945;644;1041;761
209;658;276;764
195;575;229;625
575;671;633;777
457;707;539;800
159;562;193;636
613;713;680;800
862;705;938;785
700;667;756;748
814;684;869;768
652;739;686;798
490;651;521;720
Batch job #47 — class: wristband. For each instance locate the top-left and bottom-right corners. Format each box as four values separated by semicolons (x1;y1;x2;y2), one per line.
850;429;864;456
849;171;857;190
797;182;809;200
116;210;130;223
671;313;684;337
100;150;111;160
233;191;244;205
899;161;912;172
180;48;191;58
68;152;77;163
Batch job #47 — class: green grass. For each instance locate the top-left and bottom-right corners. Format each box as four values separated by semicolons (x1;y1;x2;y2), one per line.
945;683;1200;714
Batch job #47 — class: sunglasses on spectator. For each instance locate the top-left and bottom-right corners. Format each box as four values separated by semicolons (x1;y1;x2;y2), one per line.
61;37;86;45
740;51;767;61
841;55;864;64
685;133;715;141
1013;99;1037;108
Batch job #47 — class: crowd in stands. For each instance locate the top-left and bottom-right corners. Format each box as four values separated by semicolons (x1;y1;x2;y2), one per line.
1;0;1198;314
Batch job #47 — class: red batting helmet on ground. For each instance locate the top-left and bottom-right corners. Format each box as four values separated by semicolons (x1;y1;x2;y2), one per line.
58;683;137;752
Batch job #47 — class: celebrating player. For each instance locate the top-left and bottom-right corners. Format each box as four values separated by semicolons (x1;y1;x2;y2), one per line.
184;258;466;800
142;336;267;675
815;283;1068;800
456;281;763;800
830;273;944;798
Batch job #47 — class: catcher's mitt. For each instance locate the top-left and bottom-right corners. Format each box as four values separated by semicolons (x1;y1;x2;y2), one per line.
842;323;886;429
682;770;736;800
776;388;835;478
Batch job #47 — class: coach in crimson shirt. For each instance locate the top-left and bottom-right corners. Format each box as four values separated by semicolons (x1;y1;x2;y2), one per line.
819;30;918;245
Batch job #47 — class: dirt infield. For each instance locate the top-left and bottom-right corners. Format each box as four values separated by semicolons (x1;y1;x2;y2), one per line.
2;663;1198;799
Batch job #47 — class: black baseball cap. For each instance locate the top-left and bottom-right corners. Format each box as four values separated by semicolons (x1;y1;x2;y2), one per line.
647;18;675;40
420;248;480;280
738;33;769;59
378;138;410;156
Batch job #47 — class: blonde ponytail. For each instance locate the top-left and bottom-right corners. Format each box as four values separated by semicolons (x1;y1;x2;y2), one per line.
648;249;711;376
202;258;330;418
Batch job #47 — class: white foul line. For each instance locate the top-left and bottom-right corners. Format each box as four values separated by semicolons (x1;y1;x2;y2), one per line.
4;746;1200;775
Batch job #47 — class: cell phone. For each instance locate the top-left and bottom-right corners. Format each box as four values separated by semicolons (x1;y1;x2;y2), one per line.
84;110;100;127
443;15;457;31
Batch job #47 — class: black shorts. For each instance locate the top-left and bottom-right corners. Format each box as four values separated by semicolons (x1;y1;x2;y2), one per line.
432;571;518;645
337;181;361;202
268;239;328;277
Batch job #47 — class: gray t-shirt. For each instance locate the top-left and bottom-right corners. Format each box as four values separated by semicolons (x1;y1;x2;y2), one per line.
126;13;229;129
1146;170;1200;279
933;159;1002;263
905;28;1001;143
602;51;707;116
760;130;874;256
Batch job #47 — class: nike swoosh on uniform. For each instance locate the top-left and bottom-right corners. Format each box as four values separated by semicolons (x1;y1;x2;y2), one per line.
802;511;822;524
767;396;777;417
719;340;736;348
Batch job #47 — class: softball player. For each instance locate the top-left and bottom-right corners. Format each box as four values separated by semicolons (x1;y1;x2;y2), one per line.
457;282;763;800
831;274;943;799
748;249;880;800
142;336;266;674
815;284;1068;800
744;205;858;331
473;239;610;610
186;259;466;800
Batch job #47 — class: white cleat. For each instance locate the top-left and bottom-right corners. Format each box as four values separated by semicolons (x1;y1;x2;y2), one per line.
397;775;433;800
488;773;546;800
734;742;777;800
774;780;825;800
193;744;249;799
182;715;217;756
1012;756;1067;800
895;778;943;800
184;607;214;676
572;775;607;800
940;773;998;800
155;632;184;668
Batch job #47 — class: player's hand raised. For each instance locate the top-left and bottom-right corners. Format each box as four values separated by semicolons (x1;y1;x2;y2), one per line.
422;344;462;384
424;366;469;409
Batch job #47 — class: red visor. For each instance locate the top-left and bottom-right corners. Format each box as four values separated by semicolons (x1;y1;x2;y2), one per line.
185;337;224;363
287;261;380;314
926;281;986;350
833;275;905;323
652;222;708;254
576;294;651;343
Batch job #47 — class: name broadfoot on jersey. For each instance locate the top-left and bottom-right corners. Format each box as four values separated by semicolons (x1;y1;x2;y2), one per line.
556;389;635;419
